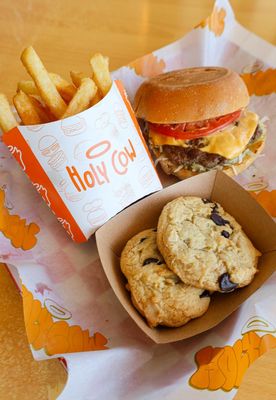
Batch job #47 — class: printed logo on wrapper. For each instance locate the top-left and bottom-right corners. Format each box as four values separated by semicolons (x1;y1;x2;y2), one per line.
189;316;276;392
8;145;26;171
2;81;162;242
33;183;51;207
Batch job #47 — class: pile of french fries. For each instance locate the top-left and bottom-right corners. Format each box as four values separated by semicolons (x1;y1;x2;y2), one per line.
0;47;112;133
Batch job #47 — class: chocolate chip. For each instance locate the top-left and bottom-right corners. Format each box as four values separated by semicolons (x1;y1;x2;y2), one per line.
143;258;160;266
221;230;230;238
202;198;211;204
218;273;238;292
200;290;211;298
169;276;181;284
234;121;239;126
152;228;157;232
140;237;147;243
211;212;229;226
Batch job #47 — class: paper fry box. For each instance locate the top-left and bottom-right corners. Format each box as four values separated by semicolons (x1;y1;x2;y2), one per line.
2;81;162;242
96;170;276;344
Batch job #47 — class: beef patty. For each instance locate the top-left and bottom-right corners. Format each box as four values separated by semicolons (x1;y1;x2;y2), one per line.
161;124;263;169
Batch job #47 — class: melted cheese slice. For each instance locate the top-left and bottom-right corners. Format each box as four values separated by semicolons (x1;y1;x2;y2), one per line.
149;111;259;159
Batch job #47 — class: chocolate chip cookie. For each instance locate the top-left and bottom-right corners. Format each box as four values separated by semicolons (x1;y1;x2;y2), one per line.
120;229;210;328
157;197;260;292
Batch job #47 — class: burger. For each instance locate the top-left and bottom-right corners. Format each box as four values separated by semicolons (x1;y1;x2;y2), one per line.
134;67;266;179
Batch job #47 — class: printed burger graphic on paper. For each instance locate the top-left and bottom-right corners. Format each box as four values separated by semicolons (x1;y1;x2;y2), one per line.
3;81;162;242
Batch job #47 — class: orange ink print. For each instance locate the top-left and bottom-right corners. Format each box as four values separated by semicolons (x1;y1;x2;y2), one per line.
86;140;111;159
241;69;276;96
22;285;108;356
66;161;109;192
250;190;276;217
129;53;166;78
195;7;226;36
67;138;136;190
0;189;40;250
112;139;136;175
190;319;276;392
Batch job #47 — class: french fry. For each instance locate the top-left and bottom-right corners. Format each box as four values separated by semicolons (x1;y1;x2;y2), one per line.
17;80;38;96
13;91;42;125
90;53;112;96
0;94;18;132
49;73;76;102
62;78;97;118
28;96;55;123
4;49;112;132
20;47;67;118
18;73;76;102
70;71;86;88
90;91;102;106
70;71;102;106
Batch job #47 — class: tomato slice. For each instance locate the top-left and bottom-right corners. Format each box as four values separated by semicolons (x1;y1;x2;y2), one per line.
149;110;242;140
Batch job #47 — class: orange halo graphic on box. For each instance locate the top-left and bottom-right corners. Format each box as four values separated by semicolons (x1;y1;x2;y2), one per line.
241;68;276;96
129;53;166;78
74;139;111;162
22;285;108;356
0;189;40;250
189;317;276;392
61;116;87;136
195;7;226;37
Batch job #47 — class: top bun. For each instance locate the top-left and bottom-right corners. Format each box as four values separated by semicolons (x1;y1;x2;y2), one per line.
134;67;249;123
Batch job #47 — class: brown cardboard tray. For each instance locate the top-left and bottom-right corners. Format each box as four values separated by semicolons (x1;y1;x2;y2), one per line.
96;171;276;343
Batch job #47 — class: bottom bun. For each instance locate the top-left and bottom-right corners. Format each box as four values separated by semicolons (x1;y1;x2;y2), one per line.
153;135;266;180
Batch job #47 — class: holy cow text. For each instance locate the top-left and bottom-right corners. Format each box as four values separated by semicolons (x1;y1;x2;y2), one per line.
66;139;136;192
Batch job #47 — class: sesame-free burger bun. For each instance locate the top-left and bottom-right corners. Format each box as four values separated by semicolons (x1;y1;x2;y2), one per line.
134;67;249;124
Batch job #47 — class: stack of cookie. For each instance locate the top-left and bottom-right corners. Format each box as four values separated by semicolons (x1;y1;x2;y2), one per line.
120;197;261;329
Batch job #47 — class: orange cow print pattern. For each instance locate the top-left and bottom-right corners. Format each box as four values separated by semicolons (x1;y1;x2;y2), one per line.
0;189;40;250
241;69;276;96
23;285;108;356
250;190;276;218
195;7;226;37
190;331;276;392
129;53;166;78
